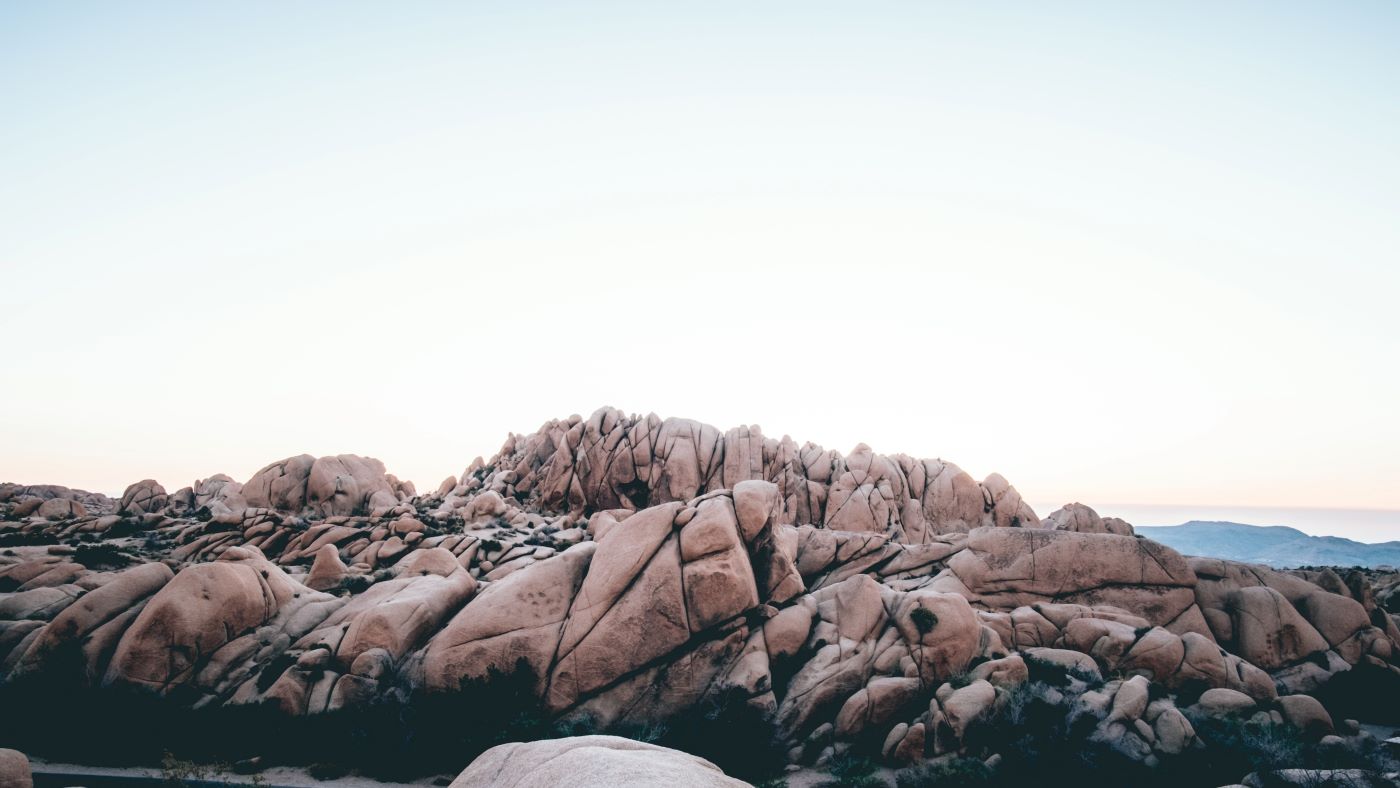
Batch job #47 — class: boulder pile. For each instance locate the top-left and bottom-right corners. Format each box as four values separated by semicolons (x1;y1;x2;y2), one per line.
1;408;1397;785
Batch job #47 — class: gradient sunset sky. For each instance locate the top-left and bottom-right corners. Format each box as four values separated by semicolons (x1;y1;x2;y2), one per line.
2;2;1397;532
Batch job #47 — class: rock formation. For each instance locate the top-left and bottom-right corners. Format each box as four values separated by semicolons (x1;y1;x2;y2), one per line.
1;407;1397;785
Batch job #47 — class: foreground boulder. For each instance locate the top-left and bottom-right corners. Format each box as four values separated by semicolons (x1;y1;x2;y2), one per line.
450;736;747;788
0;749;30;788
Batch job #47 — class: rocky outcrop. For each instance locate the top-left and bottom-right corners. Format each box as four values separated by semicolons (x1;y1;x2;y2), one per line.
1043;502;1134;536
435;408;1039;542
419;484;797;729
242;455;411;517
117;480;167;516
104;546;337;697
0;485;112;519
1;407;1397;784
941;527;1203;631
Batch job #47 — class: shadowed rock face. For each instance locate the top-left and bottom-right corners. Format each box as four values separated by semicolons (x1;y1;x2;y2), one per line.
1;407;1397;776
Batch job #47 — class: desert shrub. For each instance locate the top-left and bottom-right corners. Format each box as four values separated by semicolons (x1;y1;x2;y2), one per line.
653;687;787;782
1021;653;1100;688
1314;731;1395;772
1179;713;1307;780
909;607;938;634
161;750;228;786
612;719;669;744
550;714;600;738
0;531;57;547
103;518;142;539
947;670;976;690
1172;677;1212;707
967;680;1143;786
339;574;372;594
817;753;886;788
73;543;136;569
895;756;994;788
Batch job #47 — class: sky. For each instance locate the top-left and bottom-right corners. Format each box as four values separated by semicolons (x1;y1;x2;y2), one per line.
2;2;1398;538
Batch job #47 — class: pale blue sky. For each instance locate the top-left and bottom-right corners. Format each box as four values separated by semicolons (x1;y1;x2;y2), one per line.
2;2;1398;533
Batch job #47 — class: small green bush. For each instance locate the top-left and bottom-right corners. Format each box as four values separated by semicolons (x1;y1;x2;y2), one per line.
339;574;372;594
73;543;136;569
895;757;994;788
909;607;938;634
816;753;888;787
947;671;976;690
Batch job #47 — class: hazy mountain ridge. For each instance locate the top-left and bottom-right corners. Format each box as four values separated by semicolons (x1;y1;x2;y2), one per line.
1137;520;1400;568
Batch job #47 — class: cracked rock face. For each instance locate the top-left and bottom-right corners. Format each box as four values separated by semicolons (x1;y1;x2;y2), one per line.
1;407;1398;775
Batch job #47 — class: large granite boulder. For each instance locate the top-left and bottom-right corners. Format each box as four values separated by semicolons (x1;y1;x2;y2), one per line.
450;736;747;787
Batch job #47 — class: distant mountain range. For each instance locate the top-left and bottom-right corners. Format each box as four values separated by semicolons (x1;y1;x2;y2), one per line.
1136;521;1400;568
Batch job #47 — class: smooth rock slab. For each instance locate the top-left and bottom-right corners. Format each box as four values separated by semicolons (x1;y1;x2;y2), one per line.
450;735;747;788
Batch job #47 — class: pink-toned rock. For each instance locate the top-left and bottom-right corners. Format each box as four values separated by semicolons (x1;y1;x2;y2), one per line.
242;455;316;511
1192;688;1257;717
302;567;476;671
948;527;1197;627
1277;694;1333;738
16;562;173;681
1226;586;1329;670
1043;502;1133;536
36;498;86;520
118;480;167;515
306;544;348;591
834;676;921;738
105;549;307;691
450;735;747;788
421;543;596;694
0;748;32;788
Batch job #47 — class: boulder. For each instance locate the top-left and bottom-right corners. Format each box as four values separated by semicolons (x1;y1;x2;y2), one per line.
36;498;86;520
421;543;597;694
1192;688;1257;717
1276;694;1334;738
450;735;747;787
939;678;997;739
299;567;476;671
242;455;316;511
104;548;313;691
305;544;348;591
1043;502;1134;536
0;749;32;788
1226;587;1329;670
15;562;173;680
946;527;1198;627
1241;770;1395;788
118;480;167;515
